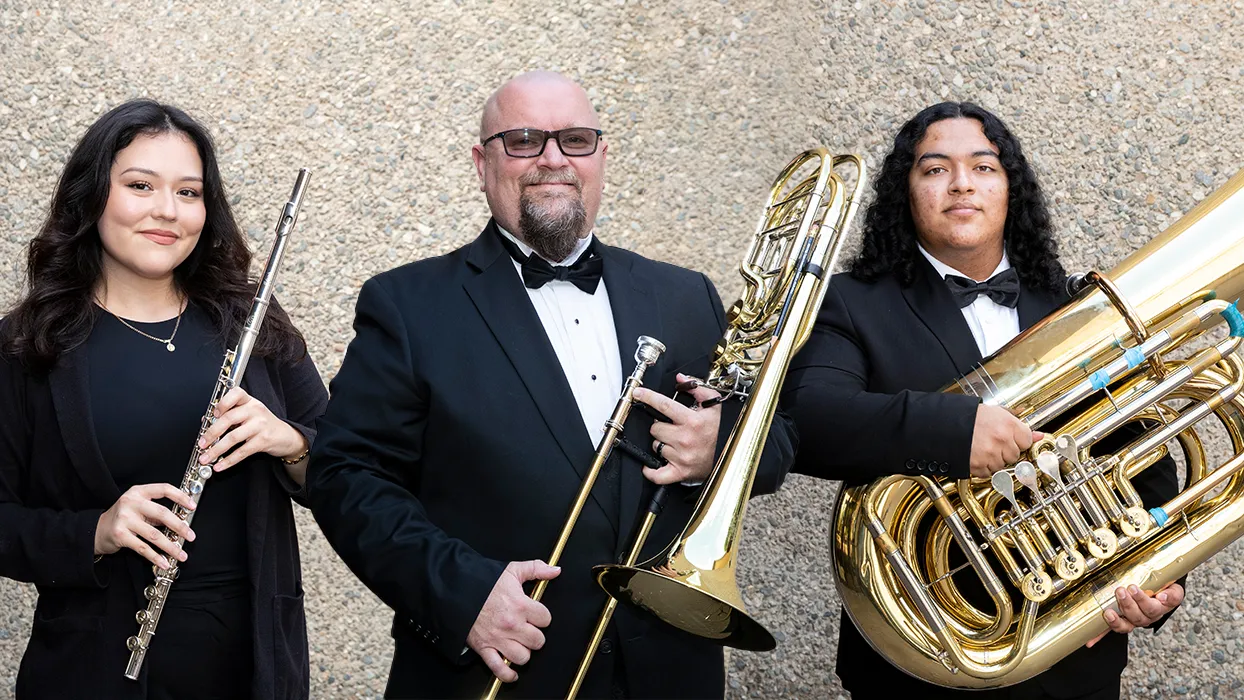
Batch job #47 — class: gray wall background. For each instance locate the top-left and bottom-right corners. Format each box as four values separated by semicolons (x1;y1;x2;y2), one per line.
2;0;1243;697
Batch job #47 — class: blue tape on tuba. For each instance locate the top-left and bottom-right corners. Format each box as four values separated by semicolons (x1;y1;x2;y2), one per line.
1123;347;1145;368
1222;301;1244;338
1090;369;1111;391
1149;507;1170;528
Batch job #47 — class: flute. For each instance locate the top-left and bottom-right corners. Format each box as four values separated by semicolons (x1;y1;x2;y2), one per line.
124;168;311;680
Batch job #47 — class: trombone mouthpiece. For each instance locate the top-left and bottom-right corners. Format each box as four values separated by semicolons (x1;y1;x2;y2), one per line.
635;336;666;366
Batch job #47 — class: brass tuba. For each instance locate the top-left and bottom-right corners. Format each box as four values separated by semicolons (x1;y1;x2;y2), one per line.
834;168;1244;688
595;148;866;649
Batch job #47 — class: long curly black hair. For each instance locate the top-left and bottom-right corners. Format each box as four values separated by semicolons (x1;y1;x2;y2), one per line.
850;102;1065;294
2;99;305;373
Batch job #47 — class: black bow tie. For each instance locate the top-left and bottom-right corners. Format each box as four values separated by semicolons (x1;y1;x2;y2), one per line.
944;268;1020;308
496;230;603;294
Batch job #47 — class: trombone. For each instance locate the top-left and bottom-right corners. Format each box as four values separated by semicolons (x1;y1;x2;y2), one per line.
572;148;866;691
482;336;666;700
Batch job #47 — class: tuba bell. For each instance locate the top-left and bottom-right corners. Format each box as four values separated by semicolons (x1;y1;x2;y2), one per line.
834;168;1244;687
595;148;866;649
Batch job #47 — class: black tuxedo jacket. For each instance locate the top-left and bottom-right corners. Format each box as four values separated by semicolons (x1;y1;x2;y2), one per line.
781;258;1179;699
307;221;797;699
0;325;327;700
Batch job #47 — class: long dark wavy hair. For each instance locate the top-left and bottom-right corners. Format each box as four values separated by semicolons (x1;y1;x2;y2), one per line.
2;99;305;372
850;102;1065;294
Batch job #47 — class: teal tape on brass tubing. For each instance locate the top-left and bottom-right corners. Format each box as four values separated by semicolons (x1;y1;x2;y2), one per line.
1149;507;1169;528
1222;301;1244;338
1090;369;1111;391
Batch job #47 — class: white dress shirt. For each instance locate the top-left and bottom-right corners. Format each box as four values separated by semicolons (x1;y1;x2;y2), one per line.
498;227;623;444
918;244;1021;357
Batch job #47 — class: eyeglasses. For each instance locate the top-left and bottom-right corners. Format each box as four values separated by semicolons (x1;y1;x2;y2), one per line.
480;127;603;158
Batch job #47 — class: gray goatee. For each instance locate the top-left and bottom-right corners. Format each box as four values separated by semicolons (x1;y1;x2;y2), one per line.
517;169;588;262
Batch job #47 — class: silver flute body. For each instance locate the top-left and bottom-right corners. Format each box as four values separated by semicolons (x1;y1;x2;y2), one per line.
124;168;311;680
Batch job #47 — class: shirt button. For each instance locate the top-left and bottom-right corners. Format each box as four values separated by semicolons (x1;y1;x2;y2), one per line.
575;319;580;325
591;375;597;381
599;639;614;654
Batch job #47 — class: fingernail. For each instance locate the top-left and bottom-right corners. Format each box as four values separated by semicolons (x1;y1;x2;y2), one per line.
1117;588;1126;599
197;439;205;448
1129;584;1140;595
1104;610;1116;622
1158;593;1168;604
199;454;209;464
178;551;188;561
159;558;170;569
187;530;196;541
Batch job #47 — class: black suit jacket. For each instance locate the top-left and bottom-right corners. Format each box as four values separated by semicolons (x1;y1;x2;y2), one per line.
0;325;328;700
781;258;1179;699
307;221;797;699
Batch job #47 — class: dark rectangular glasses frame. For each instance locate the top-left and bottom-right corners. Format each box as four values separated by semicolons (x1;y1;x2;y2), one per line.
480;128;603;158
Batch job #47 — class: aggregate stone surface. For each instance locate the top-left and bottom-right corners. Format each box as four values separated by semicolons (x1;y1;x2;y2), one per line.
1;1;1243;697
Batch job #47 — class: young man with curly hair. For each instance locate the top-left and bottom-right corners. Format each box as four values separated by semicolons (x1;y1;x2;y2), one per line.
781;102;1183;700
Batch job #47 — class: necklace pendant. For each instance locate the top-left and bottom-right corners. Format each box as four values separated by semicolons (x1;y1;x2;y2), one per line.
166;342;176;352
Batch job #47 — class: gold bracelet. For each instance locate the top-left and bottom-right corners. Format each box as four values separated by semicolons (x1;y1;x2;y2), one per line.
281;448;310;465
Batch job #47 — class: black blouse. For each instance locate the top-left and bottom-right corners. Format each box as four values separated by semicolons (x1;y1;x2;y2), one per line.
88;305;252;591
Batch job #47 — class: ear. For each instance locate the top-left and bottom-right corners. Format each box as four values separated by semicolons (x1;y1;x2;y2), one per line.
471;144;488;192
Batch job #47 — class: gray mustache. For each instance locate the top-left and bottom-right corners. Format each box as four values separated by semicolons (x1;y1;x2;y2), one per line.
520;170;582;190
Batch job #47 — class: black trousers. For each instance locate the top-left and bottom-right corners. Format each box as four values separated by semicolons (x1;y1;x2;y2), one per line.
146;584;252;700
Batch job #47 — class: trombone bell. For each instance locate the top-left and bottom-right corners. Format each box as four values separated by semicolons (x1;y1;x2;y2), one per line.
594;557;776;650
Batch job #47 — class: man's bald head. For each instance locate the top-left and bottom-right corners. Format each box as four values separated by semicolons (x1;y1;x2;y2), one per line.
479;71;599;141
471;70;608;262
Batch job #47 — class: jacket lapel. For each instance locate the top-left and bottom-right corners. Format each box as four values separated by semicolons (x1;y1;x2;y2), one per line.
601;246;663;382
47;344;121;503
239;368;273;581
1017;281;1067;332
598;245;666;550
462;221;610;521
901;257;983;375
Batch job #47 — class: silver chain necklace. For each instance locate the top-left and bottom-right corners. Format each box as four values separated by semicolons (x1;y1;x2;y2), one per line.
100;301;185;352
